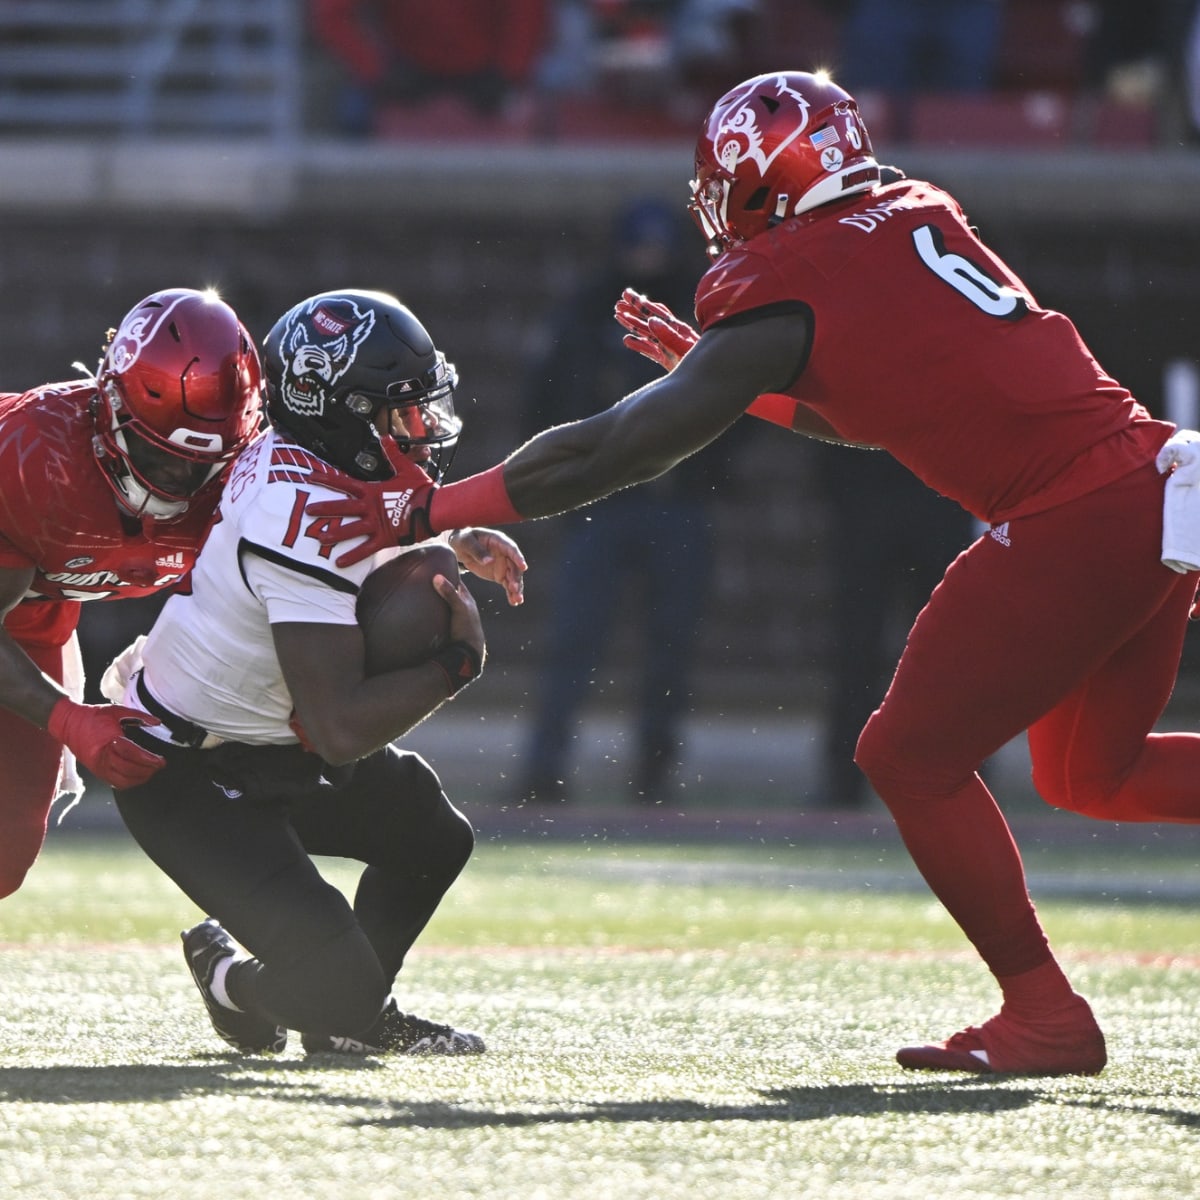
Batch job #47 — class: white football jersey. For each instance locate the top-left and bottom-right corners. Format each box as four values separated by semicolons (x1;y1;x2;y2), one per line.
124;429;401;744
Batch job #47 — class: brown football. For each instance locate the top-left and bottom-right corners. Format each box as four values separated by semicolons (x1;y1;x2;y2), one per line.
356;544;457;675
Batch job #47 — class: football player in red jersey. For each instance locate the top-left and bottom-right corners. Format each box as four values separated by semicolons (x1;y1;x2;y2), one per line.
0;287;264;897
308;70;1200;1076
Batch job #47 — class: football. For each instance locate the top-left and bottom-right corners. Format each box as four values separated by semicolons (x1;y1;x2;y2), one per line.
356;544;457;675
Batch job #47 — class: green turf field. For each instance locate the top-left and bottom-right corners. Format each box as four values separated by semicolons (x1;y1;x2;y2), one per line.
3;828;1200;1200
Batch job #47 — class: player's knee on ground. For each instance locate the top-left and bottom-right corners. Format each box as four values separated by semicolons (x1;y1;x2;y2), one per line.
233;866;388;1034
251;923;388;1036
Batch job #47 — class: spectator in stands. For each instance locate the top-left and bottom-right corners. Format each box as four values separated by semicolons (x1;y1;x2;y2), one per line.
837;0;1004;136
1082;0;1200;142
669;0;765;101
514;197;732;805
309;0;550;137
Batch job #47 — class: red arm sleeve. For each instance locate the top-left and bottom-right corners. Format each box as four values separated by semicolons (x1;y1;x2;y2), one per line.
428;464;523;533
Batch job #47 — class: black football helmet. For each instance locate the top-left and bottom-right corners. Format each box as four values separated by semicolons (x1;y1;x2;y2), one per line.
262;289;461;482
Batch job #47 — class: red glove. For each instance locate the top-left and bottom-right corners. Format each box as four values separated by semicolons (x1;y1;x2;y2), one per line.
47;697;165;789
615;287;800;431
614;287;700;372
306;452;438;568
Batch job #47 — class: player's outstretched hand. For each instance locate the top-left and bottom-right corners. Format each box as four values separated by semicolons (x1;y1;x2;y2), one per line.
307;454;438;566
615;287;699;372
47;697;165;789
445;527;527;606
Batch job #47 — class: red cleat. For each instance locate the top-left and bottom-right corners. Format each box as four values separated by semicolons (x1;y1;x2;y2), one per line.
897;997;1107;1076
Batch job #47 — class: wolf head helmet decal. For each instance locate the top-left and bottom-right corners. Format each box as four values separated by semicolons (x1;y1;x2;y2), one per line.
264;290;461;483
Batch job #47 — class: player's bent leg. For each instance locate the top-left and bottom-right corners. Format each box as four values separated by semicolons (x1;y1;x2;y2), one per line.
858;735;1107;1075
1028;576;1200;825
286;748;483;1055
118;758;390;1044
857;685;1105;1076
228;871;390;1038
291;746;476;981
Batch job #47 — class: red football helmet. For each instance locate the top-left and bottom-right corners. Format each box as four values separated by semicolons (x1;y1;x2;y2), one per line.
93;288;263;521
690;71;881;256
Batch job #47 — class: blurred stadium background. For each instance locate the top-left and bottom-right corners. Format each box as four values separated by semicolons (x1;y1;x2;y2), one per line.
6;0;1200;812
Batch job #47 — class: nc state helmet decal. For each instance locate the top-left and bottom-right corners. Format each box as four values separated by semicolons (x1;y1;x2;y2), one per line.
279;295;375;417
714;74;811;176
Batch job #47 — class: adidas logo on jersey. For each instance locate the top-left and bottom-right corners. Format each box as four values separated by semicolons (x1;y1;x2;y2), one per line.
156;551;186;570
383;489;414;528
989;522;1012;547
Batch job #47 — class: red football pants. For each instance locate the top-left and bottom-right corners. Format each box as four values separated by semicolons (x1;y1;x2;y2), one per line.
0;640;66;898
855;462;1199;978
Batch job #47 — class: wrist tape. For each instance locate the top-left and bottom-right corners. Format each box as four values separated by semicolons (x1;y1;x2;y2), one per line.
431;641;483;695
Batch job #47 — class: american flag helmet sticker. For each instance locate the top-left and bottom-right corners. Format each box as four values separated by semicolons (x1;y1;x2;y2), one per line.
809;126;839;150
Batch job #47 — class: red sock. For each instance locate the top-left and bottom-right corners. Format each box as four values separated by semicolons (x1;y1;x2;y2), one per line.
996;959;1080;1020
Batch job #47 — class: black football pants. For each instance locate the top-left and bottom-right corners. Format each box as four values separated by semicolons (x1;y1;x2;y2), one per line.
115;740;474;1038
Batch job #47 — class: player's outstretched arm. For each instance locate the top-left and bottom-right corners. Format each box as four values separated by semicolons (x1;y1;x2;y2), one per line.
490;307;811;519
614;289;852;441
309;308;812;562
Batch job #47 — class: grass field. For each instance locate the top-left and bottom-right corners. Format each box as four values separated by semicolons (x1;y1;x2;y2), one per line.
4;826;1200;1200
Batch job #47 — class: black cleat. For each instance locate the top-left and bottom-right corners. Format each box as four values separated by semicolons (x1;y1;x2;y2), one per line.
301;996;485;1057
181;918;287;1055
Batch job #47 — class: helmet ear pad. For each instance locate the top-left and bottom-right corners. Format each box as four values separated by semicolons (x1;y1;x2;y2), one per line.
263;290;461;482
263;378;392;482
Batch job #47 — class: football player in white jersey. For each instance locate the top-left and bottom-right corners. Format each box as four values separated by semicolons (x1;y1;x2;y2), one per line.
106;289;526;1057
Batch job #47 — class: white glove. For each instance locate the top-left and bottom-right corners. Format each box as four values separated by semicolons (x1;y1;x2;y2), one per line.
1156;429;1200;485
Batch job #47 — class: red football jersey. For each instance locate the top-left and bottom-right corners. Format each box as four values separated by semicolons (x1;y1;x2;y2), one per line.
695;179;1171;524
0;383;215;647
